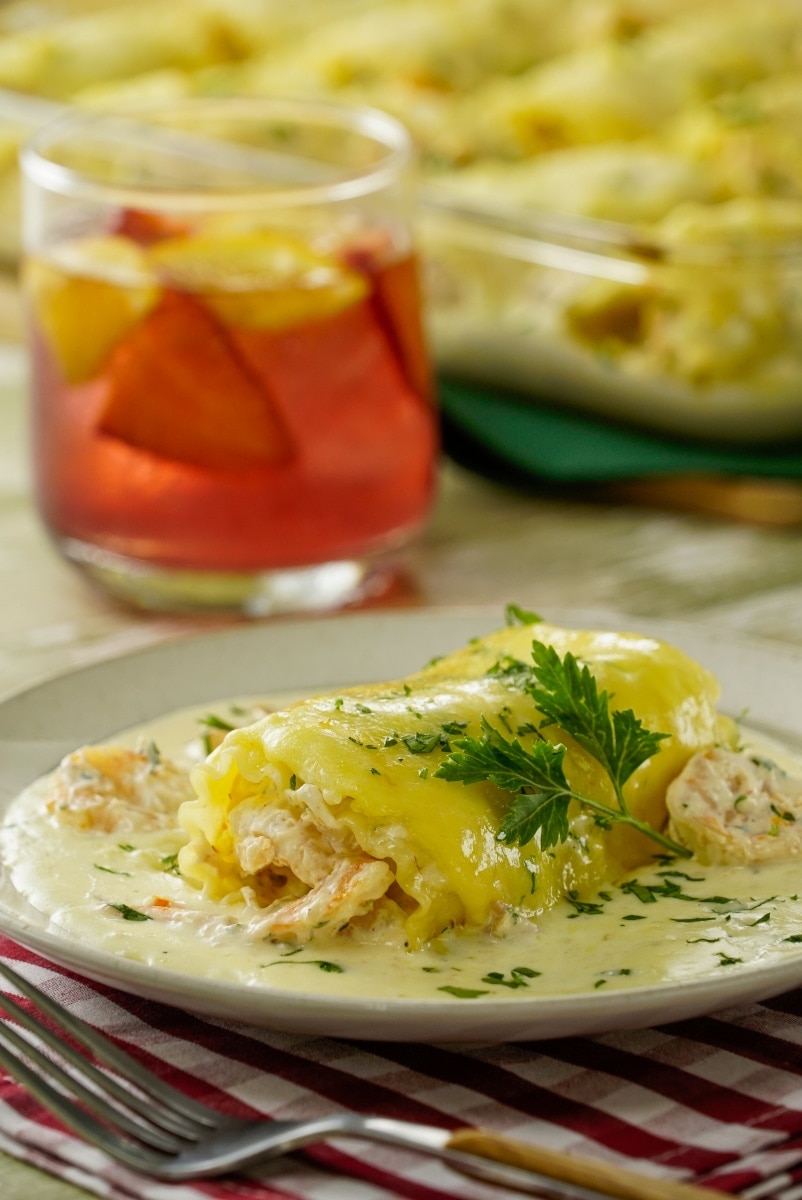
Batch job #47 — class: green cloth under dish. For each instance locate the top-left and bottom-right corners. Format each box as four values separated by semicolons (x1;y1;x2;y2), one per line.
439;379;802;483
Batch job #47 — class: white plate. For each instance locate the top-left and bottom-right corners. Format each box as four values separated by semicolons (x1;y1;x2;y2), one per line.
2;606;802;1042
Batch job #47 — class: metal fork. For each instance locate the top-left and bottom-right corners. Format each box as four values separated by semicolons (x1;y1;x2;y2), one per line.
0;958;717;1200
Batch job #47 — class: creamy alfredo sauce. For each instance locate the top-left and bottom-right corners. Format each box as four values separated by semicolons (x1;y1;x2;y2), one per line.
3;696;802;1004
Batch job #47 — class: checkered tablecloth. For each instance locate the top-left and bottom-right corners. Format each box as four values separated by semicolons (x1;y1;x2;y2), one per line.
3;935;802;1200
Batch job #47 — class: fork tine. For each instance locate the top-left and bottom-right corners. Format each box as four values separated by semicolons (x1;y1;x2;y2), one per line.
0;981;204;1142
0;1011;185;1152
0;960;220;1129
0;1024;173;1175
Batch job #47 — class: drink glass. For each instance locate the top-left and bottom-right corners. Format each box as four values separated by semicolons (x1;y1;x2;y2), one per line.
20;98;438;615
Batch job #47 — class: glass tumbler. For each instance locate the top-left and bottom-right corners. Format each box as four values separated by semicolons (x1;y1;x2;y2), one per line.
20;98;438;615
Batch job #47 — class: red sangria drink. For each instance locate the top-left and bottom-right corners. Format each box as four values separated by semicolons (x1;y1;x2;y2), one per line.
21;100;438;614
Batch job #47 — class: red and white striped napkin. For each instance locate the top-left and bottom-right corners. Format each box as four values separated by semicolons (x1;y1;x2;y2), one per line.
3;934;802;1200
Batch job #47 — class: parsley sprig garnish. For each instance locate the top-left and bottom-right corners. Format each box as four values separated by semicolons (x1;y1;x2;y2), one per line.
435;639;690;859
526;642;670;802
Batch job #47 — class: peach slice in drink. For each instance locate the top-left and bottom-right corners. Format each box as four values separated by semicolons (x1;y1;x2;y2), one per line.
95;228;377;472
340;229;433;403
147;228;428;458
24;236;160;384
148;229;368;329
133;225;423;468
97;289;294;472
112;208;195;247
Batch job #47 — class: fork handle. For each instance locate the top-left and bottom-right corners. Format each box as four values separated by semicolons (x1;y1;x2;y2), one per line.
446;1128;717;1200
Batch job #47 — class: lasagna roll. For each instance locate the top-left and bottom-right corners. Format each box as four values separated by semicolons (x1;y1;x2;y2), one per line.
178;621;734;948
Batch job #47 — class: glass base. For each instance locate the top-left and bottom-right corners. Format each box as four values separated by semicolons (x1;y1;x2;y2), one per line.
58;538;399;616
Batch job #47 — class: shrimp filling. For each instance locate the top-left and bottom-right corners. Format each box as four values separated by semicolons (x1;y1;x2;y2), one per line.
47;742;194;833
667;746;802;863
226;783;396;942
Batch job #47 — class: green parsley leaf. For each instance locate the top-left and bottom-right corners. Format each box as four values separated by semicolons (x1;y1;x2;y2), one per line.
487;655;537;690
400;729;457;755
437;715;564;792
622;877;738;906
262;959;344;973
620;880;659;904
439;636;688;857
525;641;670;797
481;967;541;989
436;691;687;859
499;782;573;850
505;604;543;627
566;895;606;915
199;714;236;732
109;903;151;922
401;731;443;754
144;740;161;768
438;985;490;999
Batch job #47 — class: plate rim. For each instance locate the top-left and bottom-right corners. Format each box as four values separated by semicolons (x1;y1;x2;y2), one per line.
3;604;802;1041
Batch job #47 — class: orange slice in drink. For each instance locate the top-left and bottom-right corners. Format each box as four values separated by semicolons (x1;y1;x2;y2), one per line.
148;229;368;330
24;236;160;384
113;209;194;246
229;292;423;464
367;254;433;403
98;290;293;471
339;231;433;402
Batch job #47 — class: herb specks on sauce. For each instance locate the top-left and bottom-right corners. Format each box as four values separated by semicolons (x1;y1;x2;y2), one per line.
5;700;802;1005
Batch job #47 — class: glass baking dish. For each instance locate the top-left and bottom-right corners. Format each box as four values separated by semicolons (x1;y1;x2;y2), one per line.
419;191;802;444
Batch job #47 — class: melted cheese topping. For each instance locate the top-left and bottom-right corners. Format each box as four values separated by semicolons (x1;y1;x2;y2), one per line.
179;622;734;948
3;701;802;1003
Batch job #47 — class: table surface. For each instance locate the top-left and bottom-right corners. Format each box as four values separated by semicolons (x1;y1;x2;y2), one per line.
5;347;802;1198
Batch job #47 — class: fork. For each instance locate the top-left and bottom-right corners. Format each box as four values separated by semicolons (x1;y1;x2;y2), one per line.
0;958;718;1200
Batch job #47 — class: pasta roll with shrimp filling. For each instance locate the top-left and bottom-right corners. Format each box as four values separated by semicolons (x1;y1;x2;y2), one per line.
178;620;735;949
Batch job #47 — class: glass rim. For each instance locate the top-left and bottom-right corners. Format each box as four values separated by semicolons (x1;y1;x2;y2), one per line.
19;95;415;211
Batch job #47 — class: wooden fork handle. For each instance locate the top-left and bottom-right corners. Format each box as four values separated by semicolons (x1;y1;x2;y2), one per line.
446;1128;718;1200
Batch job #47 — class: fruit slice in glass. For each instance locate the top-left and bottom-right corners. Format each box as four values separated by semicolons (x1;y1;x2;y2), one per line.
148;228;369;330
24;235;160;384
97;288;295;471
137;226;427;469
